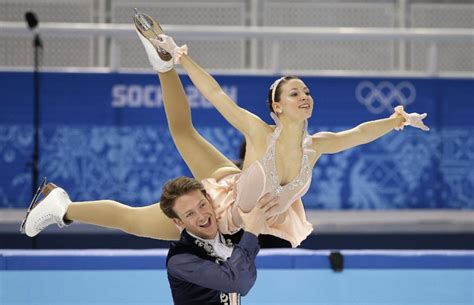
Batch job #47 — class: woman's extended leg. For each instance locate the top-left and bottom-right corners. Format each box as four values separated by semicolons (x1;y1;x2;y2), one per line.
158;69;240;182
65;200;179;240
22;183;179;240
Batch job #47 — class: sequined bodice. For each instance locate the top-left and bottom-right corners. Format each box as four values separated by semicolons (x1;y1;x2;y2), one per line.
260;133;312;195
234;113;313;216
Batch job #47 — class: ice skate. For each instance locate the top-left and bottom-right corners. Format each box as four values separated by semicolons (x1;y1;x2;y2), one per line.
20;178;72;237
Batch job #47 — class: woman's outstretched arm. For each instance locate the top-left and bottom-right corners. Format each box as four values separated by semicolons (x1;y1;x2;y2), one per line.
313;108;429;154
179;54;266;137
313;117;404;154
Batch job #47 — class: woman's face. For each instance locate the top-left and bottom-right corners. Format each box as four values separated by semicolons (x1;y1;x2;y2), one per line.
273;79;313;120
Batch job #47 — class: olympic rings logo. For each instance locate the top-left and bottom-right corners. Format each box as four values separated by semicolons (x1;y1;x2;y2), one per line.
355;81;416;114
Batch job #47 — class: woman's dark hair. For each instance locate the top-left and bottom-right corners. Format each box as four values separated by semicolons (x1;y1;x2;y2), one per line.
267;75;300;113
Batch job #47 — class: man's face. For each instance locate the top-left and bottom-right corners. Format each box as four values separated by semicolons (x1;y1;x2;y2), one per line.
172;189;219;240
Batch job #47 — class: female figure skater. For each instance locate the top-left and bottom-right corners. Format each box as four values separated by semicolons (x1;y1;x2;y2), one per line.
22;12;428;247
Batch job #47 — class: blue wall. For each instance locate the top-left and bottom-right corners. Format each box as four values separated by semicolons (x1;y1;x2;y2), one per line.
0;72;473;209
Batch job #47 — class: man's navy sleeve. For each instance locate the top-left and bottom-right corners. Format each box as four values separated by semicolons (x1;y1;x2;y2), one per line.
167;232;260;295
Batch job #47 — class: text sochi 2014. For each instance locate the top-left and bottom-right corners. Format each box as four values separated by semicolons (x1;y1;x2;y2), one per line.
111;84;238;108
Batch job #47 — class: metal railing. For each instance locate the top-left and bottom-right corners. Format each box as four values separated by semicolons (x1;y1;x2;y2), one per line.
1;21;473;76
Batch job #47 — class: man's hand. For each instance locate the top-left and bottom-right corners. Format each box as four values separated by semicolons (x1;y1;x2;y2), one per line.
238;193;278;236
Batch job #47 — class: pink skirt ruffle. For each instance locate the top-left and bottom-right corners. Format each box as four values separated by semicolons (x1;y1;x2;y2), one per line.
202;174;313;248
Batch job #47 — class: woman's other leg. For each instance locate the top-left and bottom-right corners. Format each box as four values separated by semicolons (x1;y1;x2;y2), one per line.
159;69;240;182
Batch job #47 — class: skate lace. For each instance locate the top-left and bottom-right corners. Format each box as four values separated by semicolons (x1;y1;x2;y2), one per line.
35;214;63;231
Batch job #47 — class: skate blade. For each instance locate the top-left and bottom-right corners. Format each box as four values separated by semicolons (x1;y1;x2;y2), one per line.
20;177;47;234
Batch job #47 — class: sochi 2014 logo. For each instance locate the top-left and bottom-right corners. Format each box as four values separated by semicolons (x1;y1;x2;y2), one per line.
355;81;416;114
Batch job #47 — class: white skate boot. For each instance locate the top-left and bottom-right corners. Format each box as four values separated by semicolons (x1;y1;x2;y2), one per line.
133;8;173;72
20;178;72;237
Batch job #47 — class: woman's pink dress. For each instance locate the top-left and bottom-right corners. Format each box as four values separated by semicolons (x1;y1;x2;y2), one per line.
202;114;314;247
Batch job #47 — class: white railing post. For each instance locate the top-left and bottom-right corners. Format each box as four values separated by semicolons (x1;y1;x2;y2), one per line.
398;0;408;72
249;0;259;70
427;42;439;76
271;39;281;74
96;0;107;68
110;40;121;72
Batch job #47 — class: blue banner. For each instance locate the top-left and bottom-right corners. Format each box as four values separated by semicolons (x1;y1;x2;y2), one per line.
0;71;473;209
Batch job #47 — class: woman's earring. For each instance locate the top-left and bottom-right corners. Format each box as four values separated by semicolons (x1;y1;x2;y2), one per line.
278;109;283;114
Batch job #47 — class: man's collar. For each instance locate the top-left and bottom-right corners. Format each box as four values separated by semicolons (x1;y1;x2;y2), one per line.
182;230;234;261
187;230;221;244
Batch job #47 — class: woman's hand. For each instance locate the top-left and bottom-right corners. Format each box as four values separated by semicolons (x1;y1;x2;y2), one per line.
391;105;430;131
152;34;188;64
